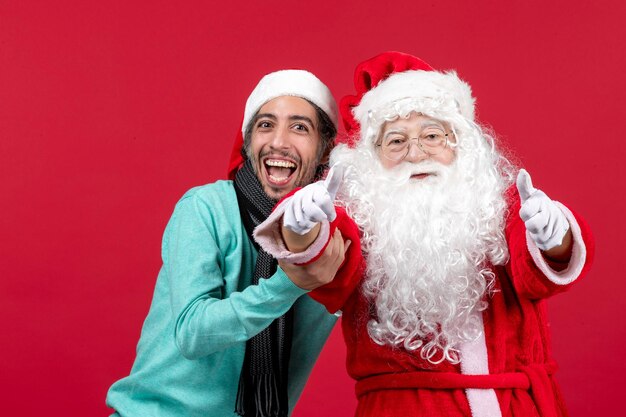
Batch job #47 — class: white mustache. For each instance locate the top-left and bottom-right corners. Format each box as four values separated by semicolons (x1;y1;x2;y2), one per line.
392;160;449;180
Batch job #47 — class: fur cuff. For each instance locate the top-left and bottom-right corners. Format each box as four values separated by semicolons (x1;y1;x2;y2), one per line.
253;197;331;264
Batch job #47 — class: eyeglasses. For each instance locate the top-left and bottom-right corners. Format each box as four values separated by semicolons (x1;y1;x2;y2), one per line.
376;128;454;162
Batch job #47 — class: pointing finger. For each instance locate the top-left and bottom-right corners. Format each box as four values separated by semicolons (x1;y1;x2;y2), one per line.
516;169;536;202
324;164;344;201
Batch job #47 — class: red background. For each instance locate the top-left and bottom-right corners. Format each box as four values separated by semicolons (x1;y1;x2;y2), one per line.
1;1;624;416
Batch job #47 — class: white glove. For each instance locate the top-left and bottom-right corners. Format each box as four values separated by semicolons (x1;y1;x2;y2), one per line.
282;165;344;235
516;169;570;251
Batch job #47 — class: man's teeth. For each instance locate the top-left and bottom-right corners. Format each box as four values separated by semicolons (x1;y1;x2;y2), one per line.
265;159;296;168
265;159;296;183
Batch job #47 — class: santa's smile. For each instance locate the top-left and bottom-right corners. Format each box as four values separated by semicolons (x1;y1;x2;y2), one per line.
262;157;298;186
411;172;435;180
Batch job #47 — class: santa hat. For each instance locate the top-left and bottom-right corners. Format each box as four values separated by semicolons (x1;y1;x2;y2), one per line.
340;51;475;147
227;69;338;179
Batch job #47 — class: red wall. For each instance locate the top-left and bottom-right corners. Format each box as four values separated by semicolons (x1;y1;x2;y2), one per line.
1;1;623;416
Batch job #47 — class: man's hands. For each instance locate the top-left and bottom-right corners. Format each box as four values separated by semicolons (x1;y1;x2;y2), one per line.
283;165;343;235
279;229;351;291
517;169;571;256
279;165;351;289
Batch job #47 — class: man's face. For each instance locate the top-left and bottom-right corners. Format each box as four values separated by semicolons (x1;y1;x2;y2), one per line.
248;96;322;200
377;113;456;174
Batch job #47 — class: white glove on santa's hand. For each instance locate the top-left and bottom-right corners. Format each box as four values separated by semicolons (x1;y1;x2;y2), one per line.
516;169;570;251
282;164;344;235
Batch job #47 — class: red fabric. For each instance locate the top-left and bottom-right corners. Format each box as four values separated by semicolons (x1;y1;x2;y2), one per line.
504;187;595;299
271;187;364;314
339;51;434;143
356;371;531;395
311;190;594;417
227;119;245;180
518;364;561;417
355;364;562;417
305;207;363;313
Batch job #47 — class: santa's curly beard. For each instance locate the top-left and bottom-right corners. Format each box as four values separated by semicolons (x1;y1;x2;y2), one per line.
331;131;513;364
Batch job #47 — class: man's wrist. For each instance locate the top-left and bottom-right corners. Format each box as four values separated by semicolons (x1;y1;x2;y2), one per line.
280;222;321;253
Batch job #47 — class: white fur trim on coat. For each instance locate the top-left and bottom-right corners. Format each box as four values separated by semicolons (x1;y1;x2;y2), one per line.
459;315;503;417
253;196;331;265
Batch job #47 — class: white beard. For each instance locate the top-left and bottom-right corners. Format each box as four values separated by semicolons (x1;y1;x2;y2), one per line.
331;136;512;364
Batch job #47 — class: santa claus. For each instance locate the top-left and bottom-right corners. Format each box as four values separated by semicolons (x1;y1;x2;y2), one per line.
254;52;594;417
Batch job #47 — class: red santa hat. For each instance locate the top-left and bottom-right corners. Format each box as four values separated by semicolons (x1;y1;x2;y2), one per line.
227;69;338;180
340;51;475;147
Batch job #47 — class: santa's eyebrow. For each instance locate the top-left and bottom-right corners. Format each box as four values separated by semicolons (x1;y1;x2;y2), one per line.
420;121;446;129
382;128;408;137
420;120;446;130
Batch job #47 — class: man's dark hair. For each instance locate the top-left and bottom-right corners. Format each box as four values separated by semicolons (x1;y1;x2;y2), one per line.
242;99;337;179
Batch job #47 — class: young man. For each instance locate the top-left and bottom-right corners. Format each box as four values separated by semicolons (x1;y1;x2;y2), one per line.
106;69;348;417
255;52;594;417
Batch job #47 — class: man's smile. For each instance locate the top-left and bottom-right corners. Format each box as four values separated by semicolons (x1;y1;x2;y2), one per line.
263;157;298;185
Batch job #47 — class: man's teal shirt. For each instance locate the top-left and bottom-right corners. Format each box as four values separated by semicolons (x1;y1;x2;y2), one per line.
107;181;337;417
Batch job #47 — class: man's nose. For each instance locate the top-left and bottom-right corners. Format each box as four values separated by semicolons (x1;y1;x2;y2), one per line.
404;140;429;163
269;126;290;149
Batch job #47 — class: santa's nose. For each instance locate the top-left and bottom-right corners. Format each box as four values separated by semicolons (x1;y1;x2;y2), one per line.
404;142;429;163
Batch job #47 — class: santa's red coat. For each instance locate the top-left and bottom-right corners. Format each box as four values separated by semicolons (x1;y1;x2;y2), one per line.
255;189;594;417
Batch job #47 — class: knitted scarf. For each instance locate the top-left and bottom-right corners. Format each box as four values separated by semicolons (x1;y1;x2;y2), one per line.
234;159;294;417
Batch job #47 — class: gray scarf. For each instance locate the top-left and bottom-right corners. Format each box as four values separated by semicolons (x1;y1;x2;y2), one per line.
234;159;294;417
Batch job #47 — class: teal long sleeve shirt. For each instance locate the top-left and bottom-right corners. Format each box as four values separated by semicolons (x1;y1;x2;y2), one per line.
106;181;338;417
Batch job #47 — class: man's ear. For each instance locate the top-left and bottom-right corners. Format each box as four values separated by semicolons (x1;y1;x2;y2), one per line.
313;145;332;181
319;141;333;166
319;151;330;166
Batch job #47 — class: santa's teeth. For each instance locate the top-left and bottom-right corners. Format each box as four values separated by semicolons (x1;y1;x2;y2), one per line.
265;160;296;168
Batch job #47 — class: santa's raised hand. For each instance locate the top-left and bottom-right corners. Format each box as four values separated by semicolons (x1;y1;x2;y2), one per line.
516;169;570;251
283;164;344;235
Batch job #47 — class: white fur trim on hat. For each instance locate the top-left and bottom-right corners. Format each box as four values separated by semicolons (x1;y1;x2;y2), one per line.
353;70;475;145
242;69;338;135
